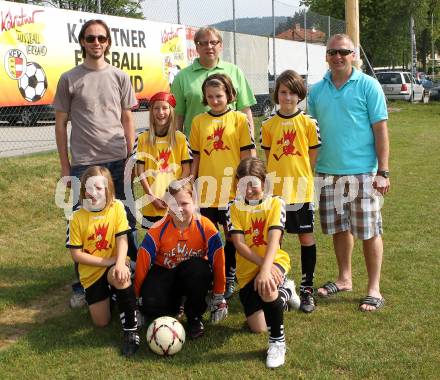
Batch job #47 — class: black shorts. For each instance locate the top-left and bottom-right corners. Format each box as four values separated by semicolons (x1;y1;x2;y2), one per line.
285;202;315;234
84;268;113;306
239;265;285;317
200;207;228;227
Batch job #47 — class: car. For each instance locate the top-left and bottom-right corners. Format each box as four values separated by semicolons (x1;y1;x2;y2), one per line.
375;71;429;102
251;94;275;118
429;83;440;100
0;104;55;126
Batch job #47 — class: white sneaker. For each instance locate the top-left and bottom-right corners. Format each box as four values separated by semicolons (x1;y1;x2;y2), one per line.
283;278;301;311
69;292;86;308
266;341;286;368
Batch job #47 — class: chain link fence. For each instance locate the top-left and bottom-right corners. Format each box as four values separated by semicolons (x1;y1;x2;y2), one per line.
0;0;345;157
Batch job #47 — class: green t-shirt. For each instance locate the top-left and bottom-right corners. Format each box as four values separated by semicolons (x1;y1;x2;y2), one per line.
171;58;256;137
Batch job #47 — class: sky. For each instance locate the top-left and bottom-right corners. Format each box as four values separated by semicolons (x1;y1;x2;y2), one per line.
143;0;305;26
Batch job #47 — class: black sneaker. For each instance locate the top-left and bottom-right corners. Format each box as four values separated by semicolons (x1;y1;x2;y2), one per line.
188;317;204;339
224;280;235;300
122;330;140;357
300;287;316;313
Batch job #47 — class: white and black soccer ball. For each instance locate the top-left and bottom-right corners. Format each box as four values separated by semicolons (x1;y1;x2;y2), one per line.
18;62;47;102
146;316;185;356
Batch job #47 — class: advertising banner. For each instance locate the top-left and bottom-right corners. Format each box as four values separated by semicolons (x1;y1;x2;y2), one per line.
0;1;192;107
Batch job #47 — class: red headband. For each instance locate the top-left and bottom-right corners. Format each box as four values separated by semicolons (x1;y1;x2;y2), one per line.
149;92;176;108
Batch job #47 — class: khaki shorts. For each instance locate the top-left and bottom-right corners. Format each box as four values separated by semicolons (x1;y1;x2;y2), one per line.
316;173;383;240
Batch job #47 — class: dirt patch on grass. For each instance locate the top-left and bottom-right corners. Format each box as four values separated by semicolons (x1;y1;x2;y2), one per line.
0;284;71;351
387;107;402;113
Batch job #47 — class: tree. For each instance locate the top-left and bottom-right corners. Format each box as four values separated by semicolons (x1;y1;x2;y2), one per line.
301;0;440;70
28;0;144;19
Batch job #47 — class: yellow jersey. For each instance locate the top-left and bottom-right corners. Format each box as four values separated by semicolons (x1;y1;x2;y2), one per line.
66;200;130;289
190;109;255;208
227;196;290;288
136;130;192;217
261;110;320;204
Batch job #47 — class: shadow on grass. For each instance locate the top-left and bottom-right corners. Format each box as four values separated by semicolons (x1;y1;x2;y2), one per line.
0;264;71;309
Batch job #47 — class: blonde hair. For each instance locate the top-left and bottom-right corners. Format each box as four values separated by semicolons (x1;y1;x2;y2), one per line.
327;33;355;50
194;27;223;44
79;166;115;209
148;101;177;148
167;178;194;198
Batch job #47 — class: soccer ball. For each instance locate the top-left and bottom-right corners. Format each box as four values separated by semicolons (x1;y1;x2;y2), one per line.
146;316;185;356
18;62;48;102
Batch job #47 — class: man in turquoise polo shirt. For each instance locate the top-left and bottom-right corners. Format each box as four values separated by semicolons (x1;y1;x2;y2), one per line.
171;26;256;138
308;34;390;312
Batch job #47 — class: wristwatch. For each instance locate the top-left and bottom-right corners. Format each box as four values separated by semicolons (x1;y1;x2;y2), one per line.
377;170;390;178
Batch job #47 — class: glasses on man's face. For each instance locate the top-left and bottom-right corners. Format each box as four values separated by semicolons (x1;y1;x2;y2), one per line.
326;48;353;56
84;35;108;44
196;40;221;47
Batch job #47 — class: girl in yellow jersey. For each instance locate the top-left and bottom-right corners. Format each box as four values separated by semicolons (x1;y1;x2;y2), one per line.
227;157;296;368
261;70;321;313
136;92;192;229
66;166;139;357
190;74;255;299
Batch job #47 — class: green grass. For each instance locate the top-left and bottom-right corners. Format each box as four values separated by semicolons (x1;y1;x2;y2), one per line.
1;101;440;378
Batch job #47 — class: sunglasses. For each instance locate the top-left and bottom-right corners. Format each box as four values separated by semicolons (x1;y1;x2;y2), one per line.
326;48;353;56
84;35;108;43
196;40;221;47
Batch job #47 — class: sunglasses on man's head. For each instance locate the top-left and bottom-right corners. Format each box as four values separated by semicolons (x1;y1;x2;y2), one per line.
196;40;221;47
326;48;353;56
84;35;108;43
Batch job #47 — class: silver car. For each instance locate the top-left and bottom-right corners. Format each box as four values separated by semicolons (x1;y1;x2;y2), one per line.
375;71;428;102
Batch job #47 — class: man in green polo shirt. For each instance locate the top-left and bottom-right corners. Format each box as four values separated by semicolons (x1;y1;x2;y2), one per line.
171;26;256;138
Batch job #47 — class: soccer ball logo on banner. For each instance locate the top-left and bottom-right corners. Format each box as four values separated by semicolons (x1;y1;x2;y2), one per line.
18;62;48;102
3;49;48;102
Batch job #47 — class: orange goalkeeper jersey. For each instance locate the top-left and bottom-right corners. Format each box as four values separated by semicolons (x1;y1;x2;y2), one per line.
134;214;225;296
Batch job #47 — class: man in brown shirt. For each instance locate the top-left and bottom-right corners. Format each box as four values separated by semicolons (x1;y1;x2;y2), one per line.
54;19;138;308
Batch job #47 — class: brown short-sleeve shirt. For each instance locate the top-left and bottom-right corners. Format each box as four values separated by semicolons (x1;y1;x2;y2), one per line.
54;64;137;166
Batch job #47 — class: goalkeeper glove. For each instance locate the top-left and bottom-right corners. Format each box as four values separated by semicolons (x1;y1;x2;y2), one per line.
210;293;228;324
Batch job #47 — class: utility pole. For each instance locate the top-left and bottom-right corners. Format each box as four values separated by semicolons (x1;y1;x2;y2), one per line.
233;0;237;64
432;12;435;80
345;0;362;69
410;16;416;102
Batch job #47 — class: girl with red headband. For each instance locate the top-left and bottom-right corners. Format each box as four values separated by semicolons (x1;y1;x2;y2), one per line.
135;92;193;228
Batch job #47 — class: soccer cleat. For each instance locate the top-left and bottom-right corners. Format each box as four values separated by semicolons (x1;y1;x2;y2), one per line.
300;287;316;313
122;330;140;357
136;310;145;328
266;341;286;368
281;278;301;311
187;317;204;339
70;282;86;309
224;280;235;300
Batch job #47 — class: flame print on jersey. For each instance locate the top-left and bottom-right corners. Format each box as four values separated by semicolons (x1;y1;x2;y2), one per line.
157;149;172;173
244;218;268;248
273;129;301;161
204;126;230;156
87;223;110;254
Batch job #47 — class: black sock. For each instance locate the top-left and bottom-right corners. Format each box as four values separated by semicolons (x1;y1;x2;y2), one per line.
262;295;285;343
279;284;292;308
301;244;316;288
224;240;236;282
127;229;138;261
115;284;138;331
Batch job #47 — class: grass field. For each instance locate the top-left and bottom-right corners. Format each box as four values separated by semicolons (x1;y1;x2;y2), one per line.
1;101;439;379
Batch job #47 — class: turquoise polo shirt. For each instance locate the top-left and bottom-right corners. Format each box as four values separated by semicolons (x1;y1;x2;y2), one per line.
171;58;256;136
308;69;388;175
